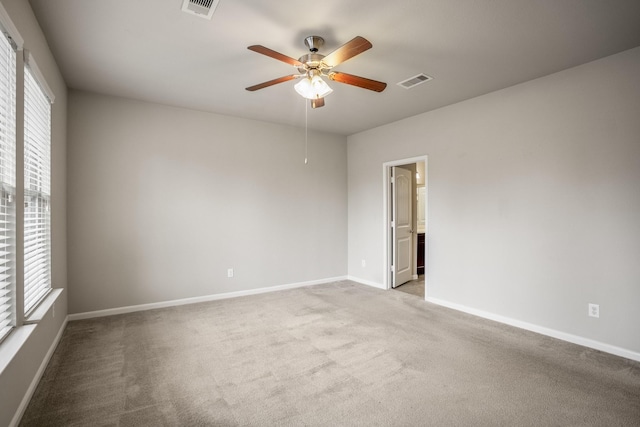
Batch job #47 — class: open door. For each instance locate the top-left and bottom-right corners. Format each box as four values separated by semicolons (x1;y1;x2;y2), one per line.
391;166;413;288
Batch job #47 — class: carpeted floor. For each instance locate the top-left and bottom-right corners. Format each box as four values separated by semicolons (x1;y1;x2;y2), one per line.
20;281;640;426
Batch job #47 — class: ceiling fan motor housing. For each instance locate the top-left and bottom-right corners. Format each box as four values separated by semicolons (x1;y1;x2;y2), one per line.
297;53;326;74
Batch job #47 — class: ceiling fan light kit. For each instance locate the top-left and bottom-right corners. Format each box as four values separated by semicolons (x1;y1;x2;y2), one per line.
294;72;333;100
246;35;386;108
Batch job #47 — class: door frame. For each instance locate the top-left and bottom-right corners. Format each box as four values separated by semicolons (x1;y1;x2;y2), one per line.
382;155;428;296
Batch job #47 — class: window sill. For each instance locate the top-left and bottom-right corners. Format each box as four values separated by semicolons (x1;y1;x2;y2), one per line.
0;288;63;376
24;288;63;324
0;324;36;376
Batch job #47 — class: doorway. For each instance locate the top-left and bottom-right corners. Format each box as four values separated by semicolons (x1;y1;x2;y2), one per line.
382;156;427;298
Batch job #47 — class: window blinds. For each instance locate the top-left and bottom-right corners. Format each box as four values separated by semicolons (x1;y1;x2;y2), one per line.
23;65;51;315
0;31;16;341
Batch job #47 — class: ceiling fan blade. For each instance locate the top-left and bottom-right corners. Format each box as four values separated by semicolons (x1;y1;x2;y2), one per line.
311;98;325;109
245;75;299;91
247;45;304;67
322;36;372;68
328;72;387;92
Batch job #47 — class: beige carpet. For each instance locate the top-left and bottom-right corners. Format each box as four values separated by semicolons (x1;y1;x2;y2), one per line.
20;281;640;426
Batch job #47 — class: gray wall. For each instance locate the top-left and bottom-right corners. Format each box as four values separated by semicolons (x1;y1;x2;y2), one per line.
0;0;67;425
348;47;640;354
67;91;347;314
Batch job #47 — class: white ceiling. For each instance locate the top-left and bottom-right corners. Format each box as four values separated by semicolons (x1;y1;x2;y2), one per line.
29;0;640;135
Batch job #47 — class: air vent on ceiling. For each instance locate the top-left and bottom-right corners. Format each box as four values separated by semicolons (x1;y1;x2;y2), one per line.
181;0;219;20
397;73;433;89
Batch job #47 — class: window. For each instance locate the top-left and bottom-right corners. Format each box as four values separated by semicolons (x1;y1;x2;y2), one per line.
0;6;55;344
0;30;16;341
23;63;51;315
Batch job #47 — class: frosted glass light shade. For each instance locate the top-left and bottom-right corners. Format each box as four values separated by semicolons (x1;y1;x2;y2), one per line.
294;75;333;99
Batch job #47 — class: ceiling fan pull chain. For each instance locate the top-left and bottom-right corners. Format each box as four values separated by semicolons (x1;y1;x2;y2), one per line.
305;100;309;165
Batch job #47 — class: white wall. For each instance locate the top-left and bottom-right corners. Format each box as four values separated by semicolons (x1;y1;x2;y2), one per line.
348;47;640;355
67;91;347;314
0;0;67;425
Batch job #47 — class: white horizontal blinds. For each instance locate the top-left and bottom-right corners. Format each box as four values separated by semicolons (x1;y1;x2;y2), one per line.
0;31;16;341
24;64;51;315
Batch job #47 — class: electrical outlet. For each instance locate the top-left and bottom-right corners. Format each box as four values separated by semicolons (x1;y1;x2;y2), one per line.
361;259;366;267
588;303;599;318
227;268;234;278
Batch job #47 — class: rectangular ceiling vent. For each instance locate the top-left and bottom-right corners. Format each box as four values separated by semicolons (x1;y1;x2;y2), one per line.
181;0;219;20
397;73;433;89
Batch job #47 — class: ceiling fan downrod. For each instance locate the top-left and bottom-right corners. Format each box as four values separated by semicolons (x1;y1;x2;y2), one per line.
304;36;324;52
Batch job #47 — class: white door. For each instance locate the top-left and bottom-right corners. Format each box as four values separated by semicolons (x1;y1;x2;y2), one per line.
392;166;413;288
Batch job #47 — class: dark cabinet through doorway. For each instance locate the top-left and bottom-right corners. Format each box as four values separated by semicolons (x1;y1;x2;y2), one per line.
417;233;425;275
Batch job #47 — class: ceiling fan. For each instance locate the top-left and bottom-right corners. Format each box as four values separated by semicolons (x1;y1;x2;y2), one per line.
245;36;387;109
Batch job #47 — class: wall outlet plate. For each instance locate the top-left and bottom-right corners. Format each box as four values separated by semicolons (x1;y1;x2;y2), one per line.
588;303;599;318
227;268;234;278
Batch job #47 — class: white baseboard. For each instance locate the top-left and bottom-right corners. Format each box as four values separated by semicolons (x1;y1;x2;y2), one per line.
425;296;640;363
10;315;68;427
347;276;386;290
68;276;348;321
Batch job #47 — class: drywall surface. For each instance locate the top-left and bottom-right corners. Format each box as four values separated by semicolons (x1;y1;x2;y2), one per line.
0;0;68;426
348;47;640;354
67;92;347;314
